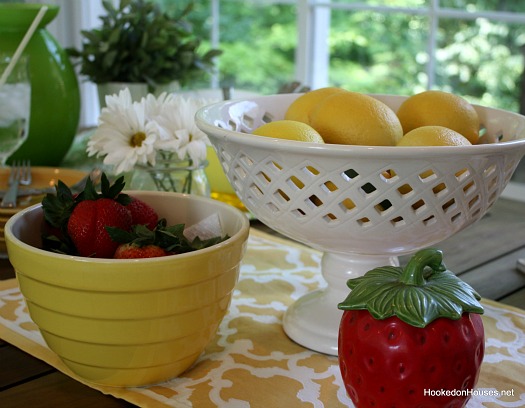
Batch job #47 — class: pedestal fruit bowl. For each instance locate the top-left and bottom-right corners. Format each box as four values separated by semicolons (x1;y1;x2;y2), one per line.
4;191;250;386
196;93;525;355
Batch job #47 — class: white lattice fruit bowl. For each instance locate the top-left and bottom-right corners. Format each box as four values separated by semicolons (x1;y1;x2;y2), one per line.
196;94;525;355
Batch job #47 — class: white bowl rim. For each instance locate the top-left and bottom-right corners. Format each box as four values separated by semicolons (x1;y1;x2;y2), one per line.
4;190;250;263
195;93;525;158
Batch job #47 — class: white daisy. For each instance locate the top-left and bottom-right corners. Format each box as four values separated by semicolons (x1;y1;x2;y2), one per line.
87;92;159;174
87;90;215;177
144;92;173;119
154;95;212;164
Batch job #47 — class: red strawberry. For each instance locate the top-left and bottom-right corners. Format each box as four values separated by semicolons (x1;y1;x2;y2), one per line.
67;198;132;258
113;243;168;259
338;249;484;408
42;173;133;257
126;197;159;229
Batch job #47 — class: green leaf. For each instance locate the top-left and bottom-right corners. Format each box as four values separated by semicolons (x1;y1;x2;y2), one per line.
41;181;76;228
108;27;122;45
106;226;137;244
337;248;484;327
107;218;228;254
367;285;398;319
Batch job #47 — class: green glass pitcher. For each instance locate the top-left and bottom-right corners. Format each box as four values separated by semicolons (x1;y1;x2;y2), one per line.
0;3;80;166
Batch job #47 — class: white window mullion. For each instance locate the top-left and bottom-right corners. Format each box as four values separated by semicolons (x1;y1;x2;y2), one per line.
426;0;439;89
210;0;220;89
296;0;331;89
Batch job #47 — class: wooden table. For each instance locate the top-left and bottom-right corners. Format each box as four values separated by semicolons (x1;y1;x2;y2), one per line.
1;197;524;407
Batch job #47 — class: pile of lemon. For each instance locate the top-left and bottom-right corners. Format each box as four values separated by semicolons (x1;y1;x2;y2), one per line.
252;87;480;147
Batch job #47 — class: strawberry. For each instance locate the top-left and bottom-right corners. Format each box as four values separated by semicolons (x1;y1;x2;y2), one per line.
42;173;132;257
42;172;228;259
126;197;159;229
113;243;168;259
67;198;132;257
338;249;484;408
107;218;229;259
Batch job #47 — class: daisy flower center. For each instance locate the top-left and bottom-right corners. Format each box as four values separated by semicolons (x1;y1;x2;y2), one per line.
130;132;146;147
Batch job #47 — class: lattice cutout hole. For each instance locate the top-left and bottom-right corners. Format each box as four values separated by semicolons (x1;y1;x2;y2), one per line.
304;166;320;176
340;198;356;212
323;181;338;193
219;148;233;163
483;164;496;179
271;161;283;171
390;216;405;227
234;165;247;180
471;208;482;218
451;212;462;223
343;168;359;181
375;199;392;214
442;198;456;213
463;180;476;195
468;195;480;209
307;195;323;208
265;202;279;213
261;112;273;124
412;199;426;212
422;215;436;226
291;208;307;218
241;114;255;129
275;189;290;203
249;183;264;198
419;169;436;181
222;162;231;174
323;213;338;222
487;176;498;191
357;217;371;226
455;168;469;181
432;183;447;196
240;154;254;167
288;176;305;190
398;184;413;195
227;119;237;130
381;169;398;182
257;171;272;184
361;182;377;195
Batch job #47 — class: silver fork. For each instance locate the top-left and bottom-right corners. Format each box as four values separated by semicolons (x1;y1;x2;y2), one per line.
1;160;31;208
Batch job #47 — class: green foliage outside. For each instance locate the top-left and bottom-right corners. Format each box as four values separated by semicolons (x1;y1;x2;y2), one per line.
157;0;525;112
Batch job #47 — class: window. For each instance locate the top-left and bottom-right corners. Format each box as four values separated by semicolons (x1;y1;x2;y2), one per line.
44;0;525;189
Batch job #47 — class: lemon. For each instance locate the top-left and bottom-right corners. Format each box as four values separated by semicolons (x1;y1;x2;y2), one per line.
309;91;403;146
285;87;347;125
396;90;480;144
396;126;472;146
252;120;325;143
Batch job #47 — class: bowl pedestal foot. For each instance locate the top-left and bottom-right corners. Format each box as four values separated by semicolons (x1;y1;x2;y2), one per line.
283;251;399;355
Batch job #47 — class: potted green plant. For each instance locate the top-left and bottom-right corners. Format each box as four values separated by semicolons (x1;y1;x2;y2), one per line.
67;0;222;106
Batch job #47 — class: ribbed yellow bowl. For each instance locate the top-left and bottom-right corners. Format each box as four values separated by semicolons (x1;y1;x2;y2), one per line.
5;191;250;387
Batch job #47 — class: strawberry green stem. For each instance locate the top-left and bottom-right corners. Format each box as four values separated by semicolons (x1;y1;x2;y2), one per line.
399;248;447;286
338;248;484;327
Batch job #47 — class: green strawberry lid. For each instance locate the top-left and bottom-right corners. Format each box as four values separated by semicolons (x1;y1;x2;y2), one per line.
338;248;484;328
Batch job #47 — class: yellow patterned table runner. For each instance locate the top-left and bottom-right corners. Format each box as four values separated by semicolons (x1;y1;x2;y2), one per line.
0;229;524;407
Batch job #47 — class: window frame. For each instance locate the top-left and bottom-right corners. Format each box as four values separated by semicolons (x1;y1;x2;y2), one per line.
39;0;525;196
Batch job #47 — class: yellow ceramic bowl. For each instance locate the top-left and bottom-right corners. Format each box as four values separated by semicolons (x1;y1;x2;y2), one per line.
0;167;87;254
5;191;250;387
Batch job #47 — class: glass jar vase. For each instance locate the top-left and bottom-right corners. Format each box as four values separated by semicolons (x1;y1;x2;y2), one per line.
131;152;210;196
